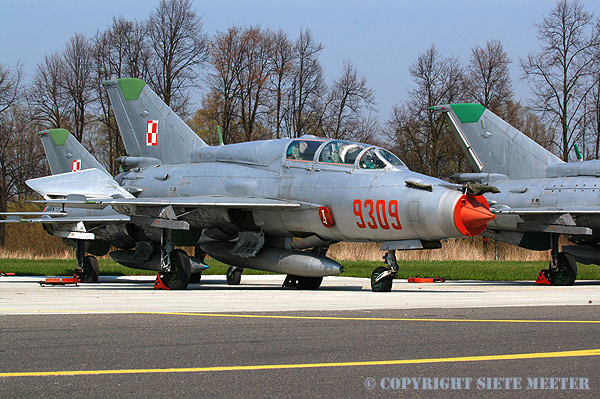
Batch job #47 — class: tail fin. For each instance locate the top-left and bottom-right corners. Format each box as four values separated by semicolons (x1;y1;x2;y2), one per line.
433;104;562;179
38;129;110;176
102;78;208;165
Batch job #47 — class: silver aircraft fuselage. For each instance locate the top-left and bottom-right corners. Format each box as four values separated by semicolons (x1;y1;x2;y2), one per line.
113;138;489;244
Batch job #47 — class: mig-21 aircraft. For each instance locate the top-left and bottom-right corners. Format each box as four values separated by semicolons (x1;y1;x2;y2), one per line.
435;103;600;285
1;79;495;291
1;128;210;283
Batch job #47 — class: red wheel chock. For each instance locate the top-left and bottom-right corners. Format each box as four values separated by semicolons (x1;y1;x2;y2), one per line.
408;277;445;283
39;275;80;286
153;273;170;290
535;269;551;285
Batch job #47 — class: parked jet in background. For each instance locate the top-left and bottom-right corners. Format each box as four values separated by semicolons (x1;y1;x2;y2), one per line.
2;80;496;292
0;129;210;283
435;103;600;285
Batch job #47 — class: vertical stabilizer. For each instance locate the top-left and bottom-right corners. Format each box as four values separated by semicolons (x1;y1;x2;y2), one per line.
102;78;208;165
433;104;562;179
38;129;110;176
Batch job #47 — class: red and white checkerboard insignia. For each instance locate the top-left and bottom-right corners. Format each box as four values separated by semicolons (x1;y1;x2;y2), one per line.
72;159;81;172
146;120;158;146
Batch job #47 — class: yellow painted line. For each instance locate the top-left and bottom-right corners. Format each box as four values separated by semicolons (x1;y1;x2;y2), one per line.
2;349;599;378
1;309;600;324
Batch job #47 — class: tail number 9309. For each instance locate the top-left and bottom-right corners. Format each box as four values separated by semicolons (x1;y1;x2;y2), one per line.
353;199;402;230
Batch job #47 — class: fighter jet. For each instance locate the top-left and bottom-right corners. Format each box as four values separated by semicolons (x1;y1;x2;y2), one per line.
2;80;495;292
0;128;210;283
434;103;600;285
0;129;126;282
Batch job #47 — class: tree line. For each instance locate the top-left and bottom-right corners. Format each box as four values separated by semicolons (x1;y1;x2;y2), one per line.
1;0;599;246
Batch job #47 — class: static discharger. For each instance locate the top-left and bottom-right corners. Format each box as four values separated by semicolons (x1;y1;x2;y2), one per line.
454;194;495;237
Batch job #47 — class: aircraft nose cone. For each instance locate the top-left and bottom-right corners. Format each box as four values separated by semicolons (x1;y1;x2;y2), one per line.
453;194;495;237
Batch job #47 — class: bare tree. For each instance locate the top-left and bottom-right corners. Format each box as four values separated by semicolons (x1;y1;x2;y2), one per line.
94;17;150;81
92;17;150;173
589;18;600;159
62;33;95;142
466;39;514;117
31;53;72;130
0;64;46;246
590;72;600;158
521;0;600;160
0;63;22;246
288;29;325;137
146;0;208;116
233;26;273;142
323;61;376;140
388;45;466;177
0;63;23;114
204;26;243;144
268;30;295;139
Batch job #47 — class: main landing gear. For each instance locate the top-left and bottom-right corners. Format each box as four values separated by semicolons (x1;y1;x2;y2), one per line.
226;266;243;285
74;240;99;283
371;250;398;292
158;228;191;290
549;234;577;286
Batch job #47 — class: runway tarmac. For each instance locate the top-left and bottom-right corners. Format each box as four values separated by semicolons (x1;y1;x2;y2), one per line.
1;275;599;397
1;275;599;313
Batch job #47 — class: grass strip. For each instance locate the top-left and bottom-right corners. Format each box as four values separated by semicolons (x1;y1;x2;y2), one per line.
2;258;600;281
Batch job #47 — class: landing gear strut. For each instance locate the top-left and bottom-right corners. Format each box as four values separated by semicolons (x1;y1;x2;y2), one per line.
549;234;577;286
371;250;398;292
158;228;191;290
74;240;99;283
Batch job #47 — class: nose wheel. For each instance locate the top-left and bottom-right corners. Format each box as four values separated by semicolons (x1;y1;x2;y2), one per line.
371;250;398;292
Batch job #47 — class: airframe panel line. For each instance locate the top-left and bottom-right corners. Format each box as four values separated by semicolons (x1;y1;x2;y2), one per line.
1;349;599;378
1;309;600;324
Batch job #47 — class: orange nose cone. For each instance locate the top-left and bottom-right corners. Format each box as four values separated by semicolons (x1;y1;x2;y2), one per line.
453;194;496;237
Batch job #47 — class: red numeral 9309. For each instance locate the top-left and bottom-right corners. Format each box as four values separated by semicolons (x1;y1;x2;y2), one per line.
353;199;402;230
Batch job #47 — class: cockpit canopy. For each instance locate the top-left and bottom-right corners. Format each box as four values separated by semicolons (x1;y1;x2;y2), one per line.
285;139;406;170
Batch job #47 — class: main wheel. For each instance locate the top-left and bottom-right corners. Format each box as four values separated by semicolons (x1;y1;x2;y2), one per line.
226;266;242;285
160;249;191;290
371;266;393;292
77;256;99;283
189;272;202;284
296;276;323;290
550;252;577;286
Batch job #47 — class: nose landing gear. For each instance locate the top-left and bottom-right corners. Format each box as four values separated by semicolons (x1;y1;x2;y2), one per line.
371;250;398;292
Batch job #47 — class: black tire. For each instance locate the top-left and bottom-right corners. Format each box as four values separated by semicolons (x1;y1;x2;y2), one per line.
160;249;191;290
189;272;202;284
371;266;393;292
77;256;99;283
226;266;242;285
297;276;323;290
550;252;577;286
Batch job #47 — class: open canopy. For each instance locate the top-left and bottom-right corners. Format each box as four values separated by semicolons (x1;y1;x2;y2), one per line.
285;138;406;170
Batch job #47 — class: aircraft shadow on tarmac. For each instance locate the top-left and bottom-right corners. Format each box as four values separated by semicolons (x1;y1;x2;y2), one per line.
79;276;479;292
26;276;600;292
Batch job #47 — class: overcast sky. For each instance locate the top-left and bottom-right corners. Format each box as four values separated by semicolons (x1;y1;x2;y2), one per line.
1;0;597;120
